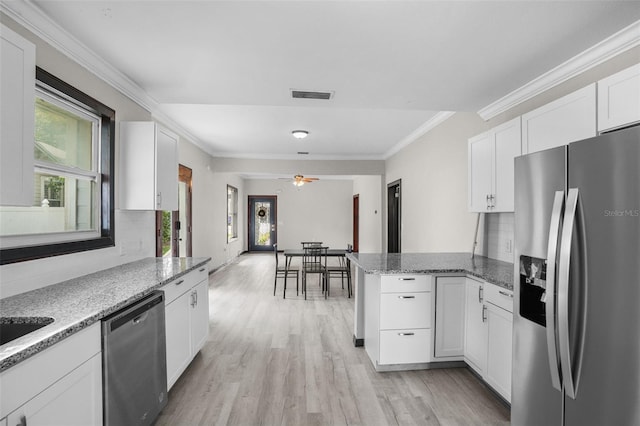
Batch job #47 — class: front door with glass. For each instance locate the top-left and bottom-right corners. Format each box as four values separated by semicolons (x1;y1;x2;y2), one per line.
248;196;277;252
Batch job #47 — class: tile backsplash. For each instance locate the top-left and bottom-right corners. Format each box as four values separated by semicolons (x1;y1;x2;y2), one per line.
478;212;515;264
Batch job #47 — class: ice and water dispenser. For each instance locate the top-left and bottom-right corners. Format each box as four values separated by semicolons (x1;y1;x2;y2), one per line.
519;255;548;327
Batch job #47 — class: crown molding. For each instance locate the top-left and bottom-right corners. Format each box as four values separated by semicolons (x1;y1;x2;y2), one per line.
478;20;640;120
383;111;455;159
1;0;204;151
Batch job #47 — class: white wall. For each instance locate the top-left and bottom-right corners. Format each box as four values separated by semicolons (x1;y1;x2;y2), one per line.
244;178;353;250
385;112;485;253
177;140;245;271
384;46;640;260
353;175;383;253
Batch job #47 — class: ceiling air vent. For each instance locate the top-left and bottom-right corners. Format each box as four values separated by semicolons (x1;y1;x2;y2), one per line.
297;151;309;155
291;90;333;100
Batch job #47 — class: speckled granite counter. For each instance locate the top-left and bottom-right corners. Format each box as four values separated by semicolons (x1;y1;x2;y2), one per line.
346;252;513;289
0;257;210;372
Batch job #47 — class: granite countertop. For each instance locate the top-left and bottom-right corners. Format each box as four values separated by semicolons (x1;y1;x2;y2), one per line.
0;257;210;372
346;252;513;290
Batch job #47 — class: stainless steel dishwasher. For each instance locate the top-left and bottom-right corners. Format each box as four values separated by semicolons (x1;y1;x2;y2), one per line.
102;291;167;426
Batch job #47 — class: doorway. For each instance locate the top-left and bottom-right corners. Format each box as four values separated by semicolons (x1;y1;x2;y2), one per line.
156;164;193;257
387;180;401;253
353;194;359;252
248;195;277;252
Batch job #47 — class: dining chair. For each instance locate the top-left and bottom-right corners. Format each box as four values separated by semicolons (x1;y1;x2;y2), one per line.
273;243;299;298
301;241;323;248
326;255;352;298
302;245;328;299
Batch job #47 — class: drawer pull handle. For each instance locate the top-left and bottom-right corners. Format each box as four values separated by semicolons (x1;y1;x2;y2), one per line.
398;332;415;336
199;268;206;272
398;278;416;281
398;296;415;299
175;279;185;286
498;290;513;298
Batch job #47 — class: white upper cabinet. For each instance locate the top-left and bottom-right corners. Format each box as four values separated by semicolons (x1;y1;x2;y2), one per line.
120;121;178;210
468;117;521;212
1;24;35;206
597;63;640;132
522;84;596;154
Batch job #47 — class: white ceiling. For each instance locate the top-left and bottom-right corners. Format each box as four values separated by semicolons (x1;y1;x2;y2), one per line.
21;1;640;160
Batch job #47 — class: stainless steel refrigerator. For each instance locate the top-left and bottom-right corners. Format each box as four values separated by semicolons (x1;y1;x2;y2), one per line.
513;125;640;426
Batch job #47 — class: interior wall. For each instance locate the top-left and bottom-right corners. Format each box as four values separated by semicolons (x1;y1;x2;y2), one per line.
385;46;640;260
353;176;383;253
0;14;160;297
385;112;485;253
177;141;245;271
243;179;353;251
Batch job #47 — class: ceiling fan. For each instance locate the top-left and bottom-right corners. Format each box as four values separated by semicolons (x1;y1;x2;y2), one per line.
289;174;319;187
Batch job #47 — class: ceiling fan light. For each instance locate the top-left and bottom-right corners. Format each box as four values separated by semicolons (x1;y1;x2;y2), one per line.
292;130;309;139
293;180;304;187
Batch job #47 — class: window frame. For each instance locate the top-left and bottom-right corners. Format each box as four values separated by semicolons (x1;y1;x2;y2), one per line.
0;67;115;265
227;185;238;242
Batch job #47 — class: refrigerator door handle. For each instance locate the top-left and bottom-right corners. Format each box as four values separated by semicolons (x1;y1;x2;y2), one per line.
558;188;586;400
545;191;564;392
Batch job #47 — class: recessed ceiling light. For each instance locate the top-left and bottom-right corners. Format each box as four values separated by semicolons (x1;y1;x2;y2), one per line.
292;130;309;139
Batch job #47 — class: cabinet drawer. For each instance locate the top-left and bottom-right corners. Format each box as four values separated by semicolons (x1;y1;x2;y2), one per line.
484;283;513;313
379;329;431;365
162;274;193;304
380;292;431;330
380;274;431;293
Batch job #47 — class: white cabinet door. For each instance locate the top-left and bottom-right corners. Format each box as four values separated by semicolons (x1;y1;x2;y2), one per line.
468;117;521;213
522;84;596;154
464;278;487;374
492;117;521;212
120;122;178;210
6;354;102;426
434;277;465;358
165;289;192;390
598;63;640;132
0;24;35;206
468;132;493;212
190;279;210;355
485;302;513;402
155;126;179;211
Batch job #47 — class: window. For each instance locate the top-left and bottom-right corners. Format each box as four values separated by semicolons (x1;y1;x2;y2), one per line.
227;185;238;242
0;68;115;264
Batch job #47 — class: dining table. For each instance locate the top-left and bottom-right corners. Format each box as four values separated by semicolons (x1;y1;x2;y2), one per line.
283;248;351;296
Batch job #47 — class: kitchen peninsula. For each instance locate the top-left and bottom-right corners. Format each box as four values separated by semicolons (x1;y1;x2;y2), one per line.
346;252;515;401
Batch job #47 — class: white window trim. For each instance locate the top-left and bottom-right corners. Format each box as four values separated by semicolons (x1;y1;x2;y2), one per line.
0;83;102;248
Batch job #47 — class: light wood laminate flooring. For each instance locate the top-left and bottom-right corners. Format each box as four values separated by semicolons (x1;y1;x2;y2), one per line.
156;253;510;426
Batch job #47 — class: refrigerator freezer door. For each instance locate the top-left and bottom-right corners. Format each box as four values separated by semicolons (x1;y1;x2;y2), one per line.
513;146;566;426
564;126;640;426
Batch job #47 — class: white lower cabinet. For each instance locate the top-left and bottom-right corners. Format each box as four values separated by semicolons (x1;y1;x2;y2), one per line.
190;279;210;354
464;277;487;374
6;354;102;426
162;266;210;389
0;324;102;425
460;278;513;402
365;274;432;369
165;289;193;389
434;277;466;358
485;301;513;402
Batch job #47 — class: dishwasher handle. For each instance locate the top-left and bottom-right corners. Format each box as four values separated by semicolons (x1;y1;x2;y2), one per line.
104;292;164;333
